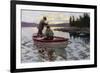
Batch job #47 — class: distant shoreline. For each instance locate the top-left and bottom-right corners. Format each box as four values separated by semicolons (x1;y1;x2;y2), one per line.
54;27;90;33
21;22;70;27
21;22;90;33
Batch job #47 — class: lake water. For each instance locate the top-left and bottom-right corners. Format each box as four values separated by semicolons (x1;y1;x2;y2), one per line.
21;27;90;63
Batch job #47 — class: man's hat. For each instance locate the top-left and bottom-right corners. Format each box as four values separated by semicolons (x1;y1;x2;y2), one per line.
43;16;47;20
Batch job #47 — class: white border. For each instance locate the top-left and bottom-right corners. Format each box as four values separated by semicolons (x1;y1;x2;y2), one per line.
16;4;94;69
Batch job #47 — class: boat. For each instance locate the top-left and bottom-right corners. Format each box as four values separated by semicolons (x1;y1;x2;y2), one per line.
33;36;69;49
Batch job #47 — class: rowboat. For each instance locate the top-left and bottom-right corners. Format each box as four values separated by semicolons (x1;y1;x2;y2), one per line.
33;36;68;49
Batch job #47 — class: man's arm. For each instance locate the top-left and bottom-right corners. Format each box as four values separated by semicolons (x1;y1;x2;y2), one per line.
44;21;48;25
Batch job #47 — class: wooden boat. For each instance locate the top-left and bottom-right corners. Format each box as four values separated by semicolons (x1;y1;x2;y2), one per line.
33;36;68;49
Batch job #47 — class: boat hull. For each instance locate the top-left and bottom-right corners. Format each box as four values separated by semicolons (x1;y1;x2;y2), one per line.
33;36;68;49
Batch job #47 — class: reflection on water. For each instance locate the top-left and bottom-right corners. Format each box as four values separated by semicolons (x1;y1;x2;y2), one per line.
21;27;90;63
69;32;90;44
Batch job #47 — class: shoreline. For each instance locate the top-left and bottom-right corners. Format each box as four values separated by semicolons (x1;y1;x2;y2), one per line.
54;27;90;34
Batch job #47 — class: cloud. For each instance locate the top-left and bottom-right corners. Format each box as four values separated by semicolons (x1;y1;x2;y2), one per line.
21;10;87;24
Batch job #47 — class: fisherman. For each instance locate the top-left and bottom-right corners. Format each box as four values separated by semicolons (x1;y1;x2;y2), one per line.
44;25;54;40
37;16;48;36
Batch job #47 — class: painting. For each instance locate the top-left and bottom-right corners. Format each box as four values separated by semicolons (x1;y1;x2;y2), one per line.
11;0;97;72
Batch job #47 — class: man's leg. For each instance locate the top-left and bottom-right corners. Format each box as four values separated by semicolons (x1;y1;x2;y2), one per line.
37;29;42;36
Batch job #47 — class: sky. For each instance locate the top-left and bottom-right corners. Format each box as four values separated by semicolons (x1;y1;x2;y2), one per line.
21;10;89;24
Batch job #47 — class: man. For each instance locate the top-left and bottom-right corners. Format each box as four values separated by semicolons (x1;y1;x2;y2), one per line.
44;25;54;40
37;17;48;36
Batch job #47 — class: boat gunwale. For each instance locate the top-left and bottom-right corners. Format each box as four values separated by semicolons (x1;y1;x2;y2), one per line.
33;36;68;43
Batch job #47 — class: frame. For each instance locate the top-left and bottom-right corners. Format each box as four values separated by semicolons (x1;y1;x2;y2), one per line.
10;0;97;72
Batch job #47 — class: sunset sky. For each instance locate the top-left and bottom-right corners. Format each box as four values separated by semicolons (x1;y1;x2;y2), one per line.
21;10;89;24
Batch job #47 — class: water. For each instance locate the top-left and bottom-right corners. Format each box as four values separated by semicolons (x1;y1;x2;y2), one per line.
21;27;90;63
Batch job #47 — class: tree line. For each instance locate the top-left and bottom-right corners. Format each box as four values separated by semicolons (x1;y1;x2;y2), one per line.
69;13;90;28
